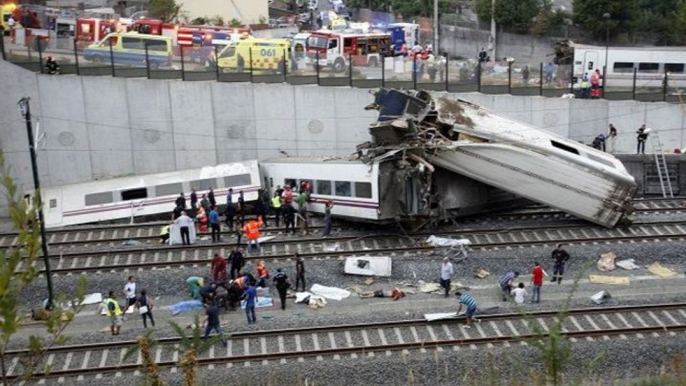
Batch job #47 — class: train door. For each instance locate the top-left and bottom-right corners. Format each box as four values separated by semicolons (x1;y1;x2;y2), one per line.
583;51;598;76
43;189;63;227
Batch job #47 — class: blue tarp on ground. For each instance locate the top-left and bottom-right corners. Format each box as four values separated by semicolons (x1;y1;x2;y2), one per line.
168;300;203;315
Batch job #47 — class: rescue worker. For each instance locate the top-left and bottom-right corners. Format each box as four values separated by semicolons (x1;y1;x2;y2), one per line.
211;253;227;284
200;194;211;220
175;192;186;210
174;211;193;245
186;276;204;300
209;206;220;242
255;191;268;227
237;191;246;228
295;254;306;291
284;203;297;235
322;200;333;237
551;244;570;284
208;187;216;208
101;291;123;336
592;134;606;151
45;56;60;75
608;124;618;153
196;206;208;233
190;187;198;216
243;217;263;254
590;69;601;99
256;260;270;287
159;224;170;244
296;190;309;236
225;199;236;231
229;247;244;280
271;191;282;227
273;268;291;310
636;124;649;154
579;74;590;99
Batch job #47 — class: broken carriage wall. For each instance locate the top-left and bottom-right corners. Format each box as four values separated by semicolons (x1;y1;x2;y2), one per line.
0;59;685;215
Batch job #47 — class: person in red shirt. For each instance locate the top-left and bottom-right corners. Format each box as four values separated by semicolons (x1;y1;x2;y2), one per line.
211;253;227;284
531;261;549;304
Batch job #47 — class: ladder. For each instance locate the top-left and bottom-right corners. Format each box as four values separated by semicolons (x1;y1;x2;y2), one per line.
650;131;674;198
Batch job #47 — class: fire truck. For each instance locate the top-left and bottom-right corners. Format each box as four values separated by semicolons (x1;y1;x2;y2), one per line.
75;17;126;49
306;31;391;72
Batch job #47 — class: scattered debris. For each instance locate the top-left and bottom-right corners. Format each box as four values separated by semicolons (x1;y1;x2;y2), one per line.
123;239;142;246
589;275;630;285
616;259;640;270
344;256;392;277
351;285;364;294
426;236;471;247
323;243;341;252
310;284;351;301
419;282;441;293
476;269;490;279
591;291;612;305
647;262;677;278
241;297;273;309
256;236;276;243
597;252;617;271
364;277;375;285
424;312;458;322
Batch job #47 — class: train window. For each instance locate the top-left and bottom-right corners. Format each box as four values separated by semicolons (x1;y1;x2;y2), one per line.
638;63;659;73
335;181;352;197
284;179;297;189
190;178;216;191
551;140;579;155
224;174;251;188
85;191;114;206
49;199;57;209
665;63;685;74
354;182;372;198
587;61;593;70
155;182;183;197
613;62;634;73
316;180;332;195
121;188;148;201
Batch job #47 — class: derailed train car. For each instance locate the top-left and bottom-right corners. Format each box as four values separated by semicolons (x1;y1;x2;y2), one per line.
362;88;637;228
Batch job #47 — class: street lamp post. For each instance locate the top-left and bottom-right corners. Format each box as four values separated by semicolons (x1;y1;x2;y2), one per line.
603;13;611;73
17;97;54;310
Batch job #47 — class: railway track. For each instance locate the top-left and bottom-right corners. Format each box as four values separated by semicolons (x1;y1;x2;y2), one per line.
6;303;686;382
18;220;686;275
1;198;683;251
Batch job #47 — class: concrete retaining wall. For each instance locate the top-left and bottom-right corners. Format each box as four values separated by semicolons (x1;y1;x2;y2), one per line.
1;60;685;215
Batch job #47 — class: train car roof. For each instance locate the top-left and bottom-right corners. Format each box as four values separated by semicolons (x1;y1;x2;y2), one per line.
571;43;686;52
261;156;366;164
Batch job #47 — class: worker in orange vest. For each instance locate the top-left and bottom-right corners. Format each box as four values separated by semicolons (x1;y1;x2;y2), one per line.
243;217;263;254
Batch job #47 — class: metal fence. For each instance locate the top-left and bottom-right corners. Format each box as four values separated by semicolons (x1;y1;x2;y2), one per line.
2;35;683;103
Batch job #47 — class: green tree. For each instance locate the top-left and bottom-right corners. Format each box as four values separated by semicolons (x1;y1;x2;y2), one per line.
573;0;640;40
229;18;243;27
190;17;207;25
0;152;86;385
679;0;686;37
475;0;545;34
208;15;225;26
148;0;182;22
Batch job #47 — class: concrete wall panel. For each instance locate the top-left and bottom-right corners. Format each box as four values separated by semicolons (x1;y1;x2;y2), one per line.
645;103;684;152
568;99;609;145
491;95;532;124
606;101;646;154
530;97;571;138
126;78;176;175
212;83;258;163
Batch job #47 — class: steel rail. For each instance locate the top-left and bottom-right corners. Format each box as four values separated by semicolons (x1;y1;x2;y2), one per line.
6;303;686;381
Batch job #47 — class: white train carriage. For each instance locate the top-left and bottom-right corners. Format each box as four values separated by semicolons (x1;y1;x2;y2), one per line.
42;160;261;228
260;157;383;221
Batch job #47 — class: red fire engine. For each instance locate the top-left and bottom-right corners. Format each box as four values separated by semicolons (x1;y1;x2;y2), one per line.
131;18;249;48
306;31;391;72
75;17;130;49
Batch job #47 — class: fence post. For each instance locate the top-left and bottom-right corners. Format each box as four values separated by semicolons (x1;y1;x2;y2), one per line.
349;53;353;87
37;37;44;74
569;69;574;96
539;62;543;96
0;31;6;61
413;54;417;90
632;68;637;100
27;43;31;61
180;45;185;81
145;43;150;79
316;51;320;86
444;55;449;91
477;62;481;93
507;61;512;94
381;54;385;87
249;48;253;82
663;72;668;102
108;37;115;76
73;38;80;76
214;44;219;79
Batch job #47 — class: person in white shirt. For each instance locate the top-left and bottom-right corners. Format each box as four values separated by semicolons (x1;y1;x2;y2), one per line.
123;276;136;314
174;211;193;245
440;257;454;298
8;16;15;29
511;282;528;304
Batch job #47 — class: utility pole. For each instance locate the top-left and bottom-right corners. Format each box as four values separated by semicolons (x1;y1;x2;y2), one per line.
433;0;439;53
17;97;54;310
490;0;496;60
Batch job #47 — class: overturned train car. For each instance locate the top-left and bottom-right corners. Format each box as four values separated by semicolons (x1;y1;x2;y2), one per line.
363;88;637;228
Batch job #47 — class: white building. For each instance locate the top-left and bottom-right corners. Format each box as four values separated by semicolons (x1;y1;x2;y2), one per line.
182;0;268;25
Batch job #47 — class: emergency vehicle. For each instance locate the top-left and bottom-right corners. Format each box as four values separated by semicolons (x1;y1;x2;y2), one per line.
386;23;418;55
75;17;124;49
1;3;17;33
216;37;289;73
307;31;390;72
131;18;249;48
82;32;172;69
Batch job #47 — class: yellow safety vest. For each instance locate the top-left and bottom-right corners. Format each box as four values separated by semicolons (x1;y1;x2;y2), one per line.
104;298;122;316
271;196;281;208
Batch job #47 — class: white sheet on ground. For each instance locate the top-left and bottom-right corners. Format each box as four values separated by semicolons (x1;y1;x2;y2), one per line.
424;312;458;322
294;292;327;307
344;256;392;277
169;223;197;245
241;297;273;309
310;284;351;301
616;259;640;270
256;236;276;243
426;236;471;247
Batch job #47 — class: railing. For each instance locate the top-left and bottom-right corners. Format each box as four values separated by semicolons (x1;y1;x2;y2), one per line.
2;35;683;103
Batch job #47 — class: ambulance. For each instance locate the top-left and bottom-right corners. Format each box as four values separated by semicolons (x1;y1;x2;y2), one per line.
83;32;172;69
216;37;290;73
1;3;17;34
